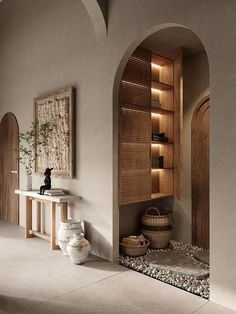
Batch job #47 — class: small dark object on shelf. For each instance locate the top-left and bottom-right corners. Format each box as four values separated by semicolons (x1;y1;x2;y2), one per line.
152;132;169;142
156;132;165;137
151;100;161;109
152;156;164;169
39;168;53;195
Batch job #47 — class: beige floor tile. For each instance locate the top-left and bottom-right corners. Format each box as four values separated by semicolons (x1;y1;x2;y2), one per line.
193;302;236;314
1;220;235;314
32;270;208;314
0;220;126;313
0;256;126;313
0;220;57;269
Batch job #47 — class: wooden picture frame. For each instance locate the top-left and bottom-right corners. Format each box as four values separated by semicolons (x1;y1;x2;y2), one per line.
34;87;75;178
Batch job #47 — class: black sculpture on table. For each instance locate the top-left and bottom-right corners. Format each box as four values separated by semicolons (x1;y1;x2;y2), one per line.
39;168;53;195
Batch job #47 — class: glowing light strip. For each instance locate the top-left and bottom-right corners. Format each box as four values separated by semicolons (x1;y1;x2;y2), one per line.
151;113;160;118
151;63;162;69
122;80;148;89
151;88;161;93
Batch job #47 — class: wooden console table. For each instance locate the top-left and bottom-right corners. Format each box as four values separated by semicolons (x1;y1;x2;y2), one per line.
15;190;82;250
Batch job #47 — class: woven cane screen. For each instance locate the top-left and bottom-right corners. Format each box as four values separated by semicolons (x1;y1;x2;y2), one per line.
119;47;151;204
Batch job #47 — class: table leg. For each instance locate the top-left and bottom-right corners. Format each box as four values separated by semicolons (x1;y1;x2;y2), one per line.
25;196;32;238
50;202;56;250
60;203;68;221
36;201;41;232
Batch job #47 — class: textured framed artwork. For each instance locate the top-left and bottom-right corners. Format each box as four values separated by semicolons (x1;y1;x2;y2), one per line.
34;87;75;178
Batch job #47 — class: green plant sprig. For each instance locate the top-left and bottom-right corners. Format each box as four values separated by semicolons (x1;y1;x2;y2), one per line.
18;121;54;175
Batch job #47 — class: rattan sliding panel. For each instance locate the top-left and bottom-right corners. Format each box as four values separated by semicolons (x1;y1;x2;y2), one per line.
119;47;151;204
120;143;150;171
120;170;151;204
120;108;150;143
123;48;151;83
120;79;150;108
121;47;151;109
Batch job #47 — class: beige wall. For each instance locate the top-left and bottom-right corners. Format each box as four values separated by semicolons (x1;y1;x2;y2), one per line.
1;0;236;310
0;0;114;260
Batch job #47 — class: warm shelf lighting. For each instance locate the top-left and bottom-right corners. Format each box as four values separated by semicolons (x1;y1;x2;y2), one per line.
151;63;162;69
151;143;160;147
151;113;160;118
151;168;162;172
122;80;148;89
151;88;161;93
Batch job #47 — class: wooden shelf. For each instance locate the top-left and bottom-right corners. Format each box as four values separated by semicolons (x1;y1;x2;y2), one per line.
151;52;175;197
151;108;174;114
151;168;173;170
151;141;173;145
151;193;172;199
152;54;173;66
152;81;173;91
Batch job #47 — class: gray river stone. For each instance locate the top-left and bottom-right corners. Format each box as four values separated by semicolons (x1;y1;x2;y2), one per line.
145;251;209;279
193;250;209;265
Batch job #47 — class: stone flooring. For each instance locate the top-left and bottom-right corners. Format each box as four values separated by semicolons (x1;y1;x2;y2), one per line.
0;220;235;314
120;241;210;298
145;251;209;278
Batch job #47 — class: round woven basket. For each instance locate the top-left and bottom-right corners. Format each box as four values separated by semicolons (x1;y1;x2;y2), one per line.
120;240;150;257
141;207;173;249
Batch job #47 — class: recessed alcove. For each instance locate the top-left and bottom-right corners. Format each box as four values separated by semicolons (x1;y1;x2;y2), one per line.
118;26;210;298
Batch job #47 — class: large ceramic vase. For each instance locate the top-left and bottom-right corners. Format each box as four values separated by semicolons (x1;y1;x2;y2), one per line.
57;219;83;256
67;234;91;265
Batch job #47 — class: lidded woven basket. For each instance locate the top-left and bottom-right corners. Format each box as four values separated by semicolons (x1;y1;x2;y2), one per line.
141;207;173;249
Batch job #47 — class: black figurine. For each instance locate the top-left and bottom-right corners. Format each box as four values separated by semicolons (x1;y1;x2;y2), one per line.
39;168;53;195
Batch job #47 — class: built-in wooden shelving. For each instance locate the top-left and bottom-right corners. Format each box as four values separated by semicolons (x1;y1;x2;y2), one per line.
151;53;175;198
119;47;182;205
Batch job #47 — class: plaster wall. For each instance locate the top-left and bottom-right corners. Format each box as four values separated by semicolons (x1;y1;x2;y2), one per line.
0;0;236;310
0;0;114;260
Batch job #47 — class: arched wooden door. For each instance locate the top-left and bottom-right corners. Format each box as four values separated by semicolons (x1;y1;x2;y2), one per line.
191;97;209;249
0;113;19;224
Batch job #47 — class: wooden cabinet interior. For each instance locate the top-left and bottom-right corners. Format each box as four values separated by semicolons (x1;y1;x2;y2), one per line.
119;47;181;205
151;53;174;198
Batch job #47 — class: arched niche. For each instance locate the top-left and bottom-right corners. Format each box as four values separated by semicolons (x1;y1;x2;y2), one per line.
112;24;209;262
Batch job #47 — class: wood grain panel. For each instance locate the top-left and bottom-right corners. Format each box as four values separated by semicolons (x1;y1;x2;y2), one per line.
151;170;160;193
159;62;174;86
173;50;183;199
159;169;173;194
159;113;174;142
159;144;174;169
192;97;210;249
151;144;173;169
159;89;174;111
0;113;19;224
152;169;173;195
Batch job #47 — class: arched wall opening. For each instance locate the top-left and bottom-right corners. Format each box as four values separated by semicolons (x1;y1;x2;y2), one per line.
113;24;210;289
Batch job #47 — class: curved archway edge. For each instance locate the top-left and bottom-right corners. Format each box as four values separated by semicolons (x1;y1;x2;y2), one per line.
112;23;210;261
81;0;107;42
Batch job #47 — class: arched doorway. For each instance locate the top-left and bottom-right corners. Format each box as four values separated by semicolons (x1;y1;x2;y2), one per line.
0;112;19;224
113;25;210;261
192;97;210;249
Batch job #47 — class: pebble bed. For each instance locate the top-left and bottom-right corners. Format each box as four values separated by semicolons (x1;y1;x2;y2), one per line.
119;240;210;299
